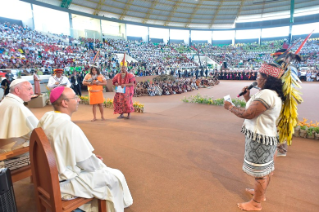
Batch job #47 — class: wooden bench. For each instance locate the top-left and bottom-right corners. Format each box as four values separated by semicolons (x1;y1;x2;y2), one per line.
0;147;32;183
30;127;106;212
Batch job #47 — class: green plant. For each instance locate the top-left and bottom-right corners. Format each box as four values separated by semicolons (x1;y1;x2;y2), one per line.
213;98;224;106
300;125;308;130
314;127;319;134
307;127;314;136
182;94;246;108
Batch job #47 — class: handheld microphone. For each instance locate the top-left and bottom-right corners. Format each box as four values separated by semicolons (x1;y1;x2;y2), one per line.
237;82;257;97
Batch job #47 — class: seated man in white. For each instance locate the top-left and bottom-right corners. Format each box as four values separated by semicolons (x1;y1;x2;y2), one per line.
47;69;71;90
0;79;39;169
38;87;133;212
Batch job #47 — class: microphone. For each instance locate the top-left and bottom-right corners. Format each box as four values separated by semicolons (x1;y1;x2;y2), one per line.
237;82;257;97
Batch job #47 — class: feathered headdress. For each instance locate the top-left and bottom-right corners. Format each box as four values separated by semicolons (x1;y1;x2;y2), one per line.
276;31;313;145
120;54;127;67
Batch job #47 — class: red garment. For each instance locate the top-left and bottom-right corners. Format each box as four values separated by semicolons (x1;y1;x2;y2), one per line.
112;72;136;114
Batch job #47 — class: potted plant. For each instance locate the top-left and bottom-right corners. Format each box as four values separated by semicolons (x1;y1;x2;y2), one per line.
299;125;308;138
293;125;300;137
314;127;319;140
307;127;315;139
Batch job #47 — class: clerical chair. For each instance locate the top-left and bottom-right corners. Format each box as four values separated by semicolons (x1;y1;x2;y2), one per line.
0;147;31;182
29;128;107;212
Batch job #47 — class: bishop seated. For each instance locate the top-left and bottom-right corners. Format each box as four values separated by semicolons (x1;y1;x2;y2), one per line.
37;87;133;212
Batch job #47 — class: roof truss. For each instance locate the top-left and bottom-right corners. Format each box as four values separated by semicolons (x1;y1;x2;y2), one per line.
142;0;159;24
93;0;105;16
210;0;225;28
185;0;204;28
119;0;134;20
164;0;183;26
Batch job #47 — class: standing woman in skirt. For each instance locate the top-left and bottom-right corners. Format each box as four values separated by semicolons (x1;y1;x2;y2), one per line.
224;63;285;211
83;66;107;121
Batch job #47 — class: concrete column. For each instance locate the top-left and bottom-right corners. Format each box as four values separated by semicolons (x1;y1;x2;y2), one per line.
69;13;73;37
31;4;35;30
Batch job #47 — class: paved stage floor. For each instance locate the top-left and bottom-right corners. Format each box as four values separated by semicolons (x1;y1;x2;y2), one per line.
14;81;319;212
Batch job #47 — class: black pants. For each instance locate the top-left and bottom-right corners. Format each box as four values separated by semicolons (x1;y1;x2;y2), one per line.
73;84;82;96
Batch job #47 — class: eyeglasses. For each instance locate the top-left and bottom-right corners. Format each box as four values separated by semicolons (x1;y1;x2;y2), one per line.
64;95;80;100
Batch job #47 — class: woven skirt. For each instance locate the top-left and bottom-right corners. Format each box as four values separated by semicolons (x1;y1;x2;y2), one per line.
242;137;277;178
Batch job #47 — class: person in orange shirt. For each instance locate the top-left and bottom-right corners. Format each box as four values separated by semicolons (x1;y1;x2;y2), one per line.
83;66;107;121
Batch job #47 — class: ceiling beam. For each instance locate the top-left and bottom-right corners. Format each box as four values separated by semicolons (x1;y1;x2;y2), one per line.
72;2;236;22
61;0;72;9
185;0;204;28
142;0;158;24
93;0;105;16
210;0;224;28
136;0;291;8
119;0;134;20
235;0;245;19
164;0;183;26
262;0;266;15
86;0;285;14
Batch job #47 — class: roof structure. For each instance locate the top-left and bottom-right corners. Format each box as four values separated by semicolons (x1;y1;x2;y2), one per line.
37;0;319;29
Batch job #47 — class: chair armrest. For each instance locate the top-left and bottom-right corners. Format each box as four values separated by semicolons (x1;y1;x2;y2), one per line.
0;147;30;160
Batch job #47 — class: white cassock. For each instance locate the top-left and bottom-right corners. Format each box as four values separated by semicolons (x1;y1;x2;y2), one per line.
0;93;38;170
0;93;39;151
47;76;71;90
38;112;133;212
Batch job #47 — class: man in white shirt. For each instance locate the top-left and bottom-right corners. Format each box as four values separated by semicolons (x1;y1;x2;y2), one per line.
47;69;71;90
38;87;133;212
0;79;39;169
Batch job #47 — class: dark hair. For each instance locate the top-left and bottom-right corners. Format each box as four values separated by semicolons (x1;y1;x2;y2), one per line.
90;67;100;75
260;72;286;102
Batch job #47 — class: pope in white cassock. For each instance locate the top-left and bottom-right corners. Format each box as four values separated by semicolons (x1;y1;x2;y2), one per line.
47;69;71;90
0;79;38;168
37;87;133;212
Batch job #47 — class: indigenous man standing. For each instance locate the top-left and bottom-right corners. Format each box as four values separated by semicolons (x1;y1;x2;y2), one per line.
38;87;133;212
47;69;71;90
112;55;136;119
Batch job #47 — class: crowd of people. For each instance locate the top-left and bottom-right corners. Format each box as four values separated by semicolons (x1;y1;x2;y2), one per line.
2;21;319;84
135;76;219;97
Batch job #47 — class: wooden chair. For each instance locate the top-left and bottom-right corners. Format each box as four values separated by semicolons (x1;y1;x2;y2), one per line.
30;128;106;212
0;146;32;182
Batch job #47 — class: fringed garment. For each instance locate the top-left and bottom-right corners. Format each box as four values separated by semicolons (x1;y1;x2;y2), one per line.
243;137;277;178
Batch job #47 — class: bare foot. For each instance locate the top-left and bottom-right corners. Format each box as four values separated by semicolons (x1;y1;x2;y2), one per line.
101;117;106;121
245;188;266;201
126;115;130;119
237;200;262;211
91;118;97;122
